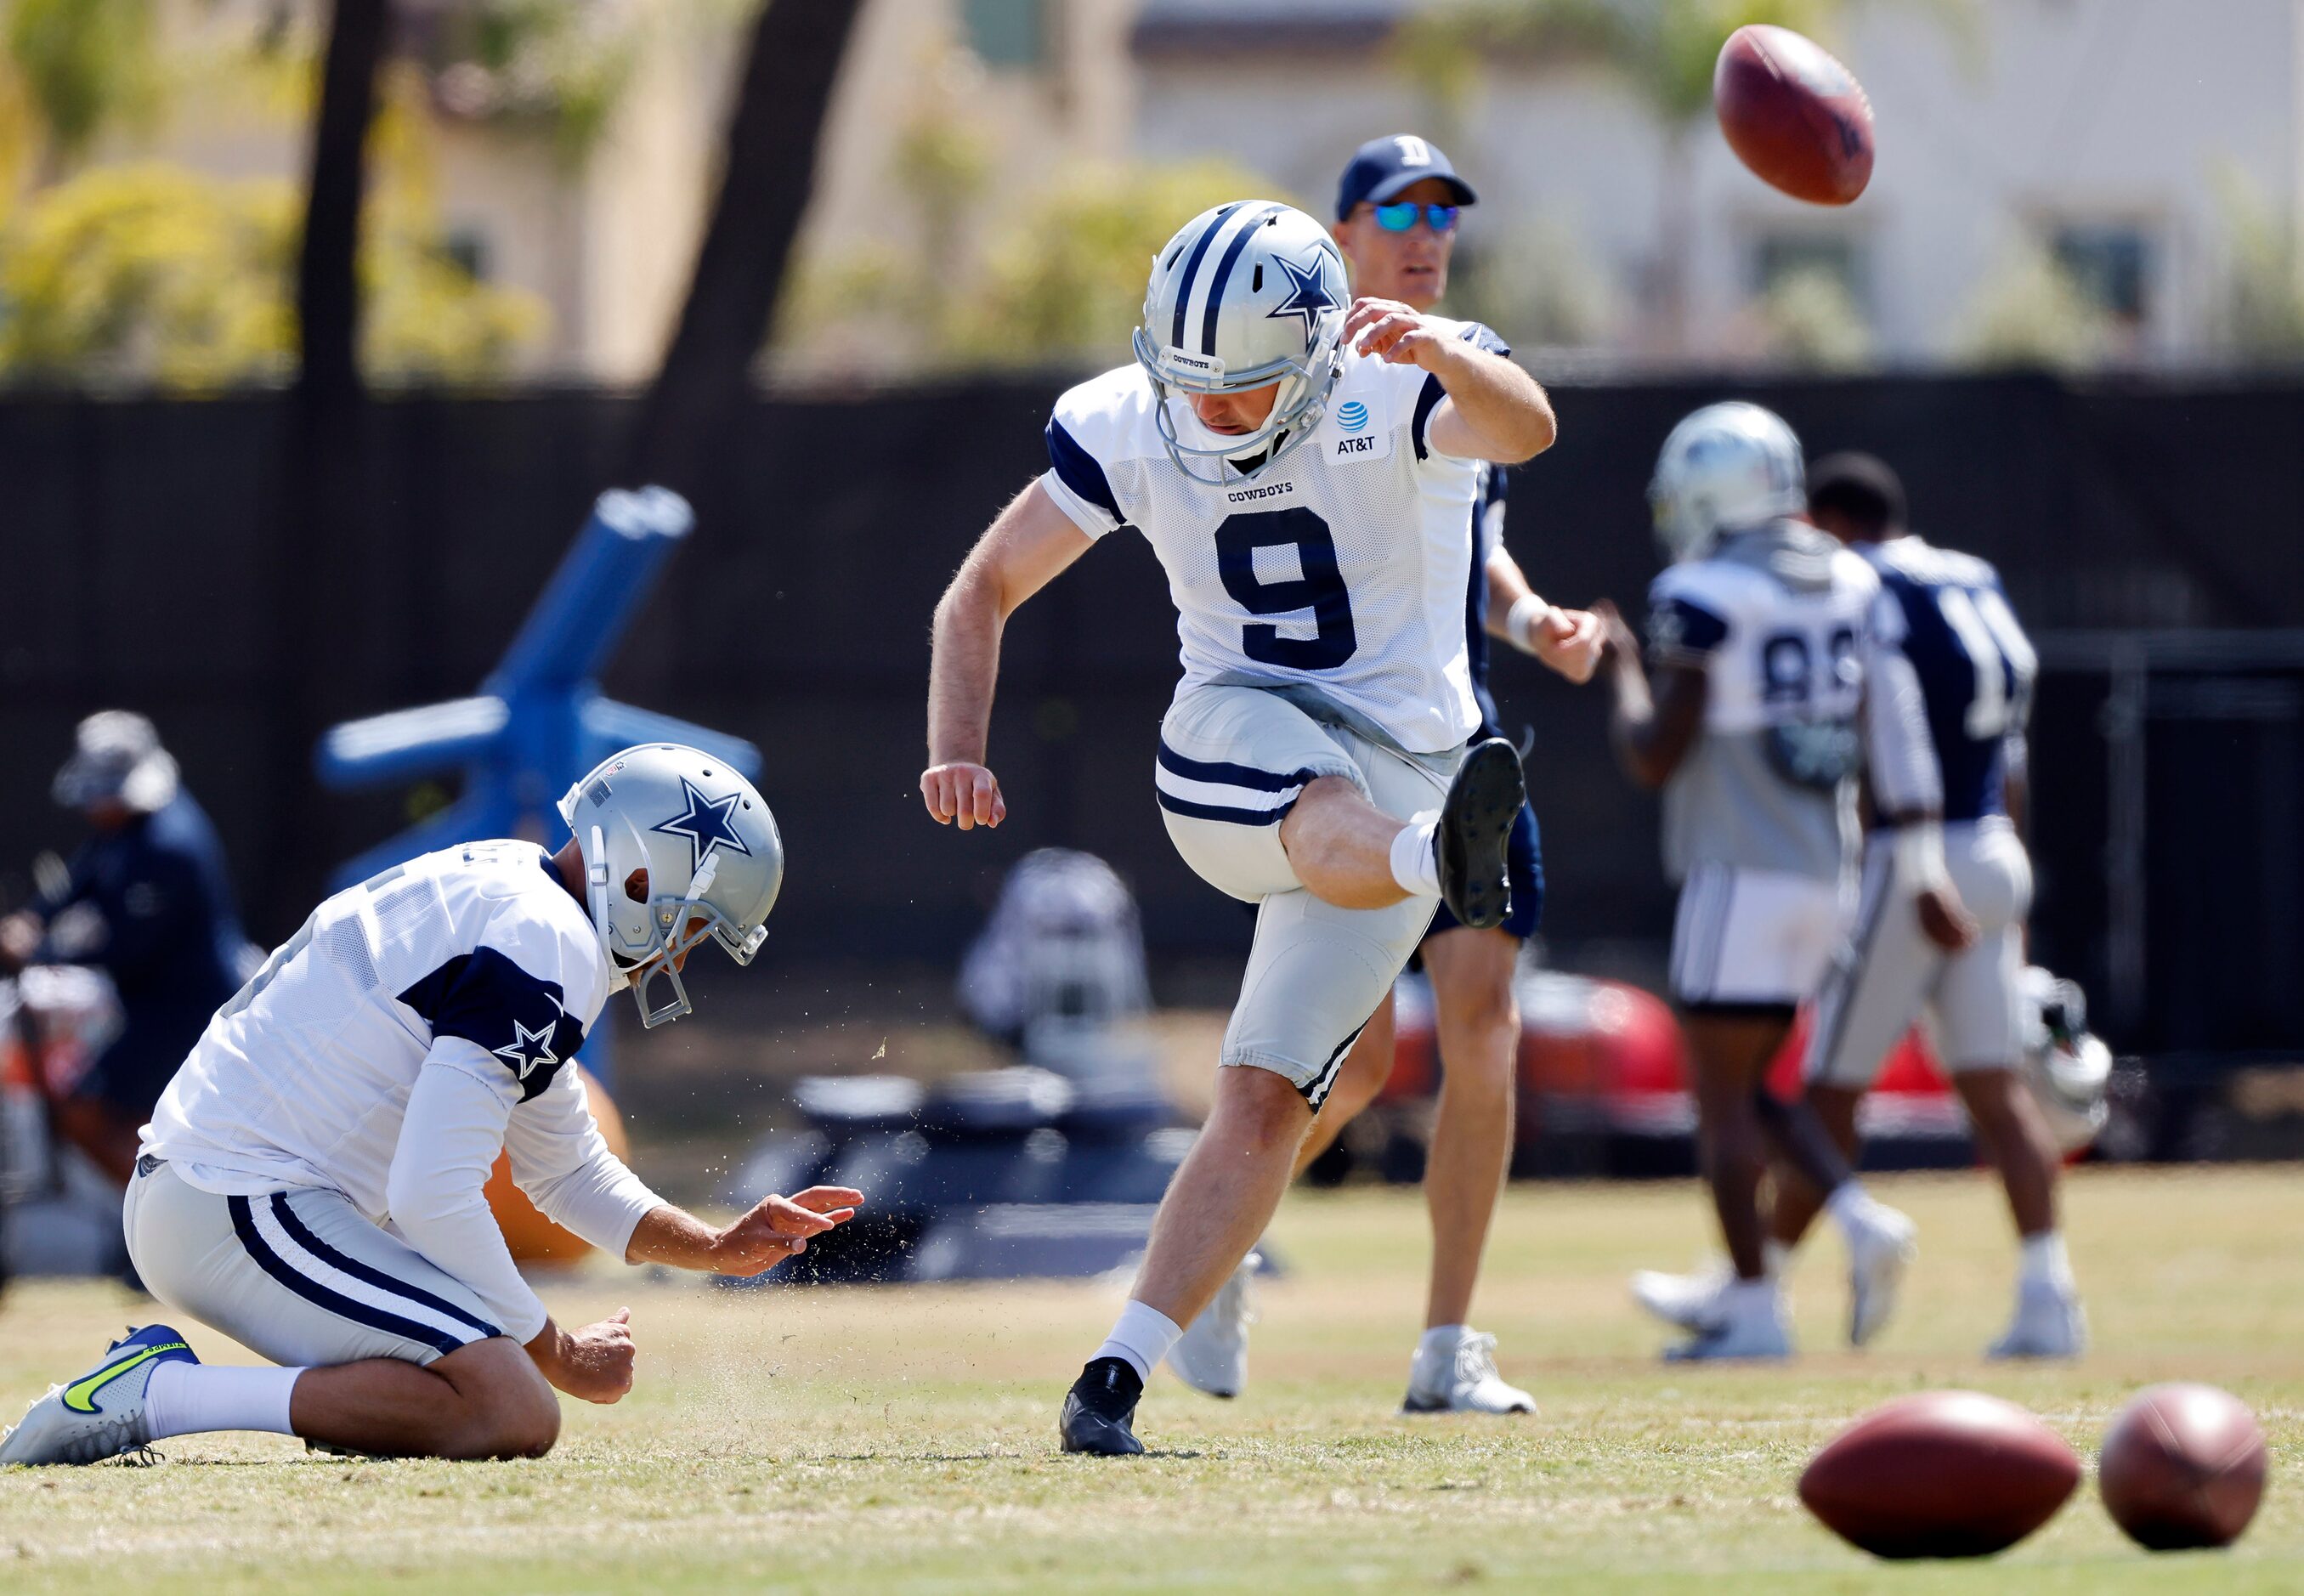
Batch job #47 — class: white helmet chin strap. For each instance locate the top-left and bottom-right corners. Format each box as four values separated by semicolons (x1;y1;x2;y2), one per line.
583;823;625;985
683;854;718;910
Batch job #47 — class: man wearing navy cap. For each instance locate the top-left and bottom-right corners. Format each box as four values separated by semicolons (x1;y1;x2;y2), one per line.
1165;134;1604;1416
1;713;250;1189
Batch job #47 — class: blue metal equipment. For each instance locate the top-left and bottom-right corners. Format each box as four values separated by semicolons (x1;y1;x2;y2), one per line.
315;488;761;1078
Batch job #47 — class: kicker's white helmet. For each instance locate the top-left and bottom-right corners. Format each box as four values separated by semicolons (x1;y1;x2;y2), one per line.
1133;201;1348;485
1648;401;1808;563
557;744;784;1028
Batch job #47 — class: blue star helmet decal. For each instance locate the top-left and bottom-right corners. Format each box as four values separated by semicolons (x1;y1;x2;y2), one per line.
650;777;756;874
1265;252;1339;342
491;1015;560;1081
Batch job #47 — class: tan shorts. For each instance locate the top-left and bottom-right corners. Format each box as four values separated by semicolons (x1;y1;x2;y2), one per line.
1156;682;1455;1108
124;1158;506;1368
1805;821;2034;1088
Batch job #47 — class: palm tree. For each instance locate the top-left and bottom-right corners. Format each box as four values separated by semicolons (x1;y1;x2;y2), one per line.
1401;0;1972;355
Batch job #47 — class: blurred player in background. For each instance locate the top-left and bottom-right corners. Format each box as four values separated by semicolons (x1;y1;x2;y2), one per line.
1;744;861;1466
0;713;248;1189
1166;134;1601;1417
924;197;1560;1453
1767;454;2081;1357
1596;405;1922;1361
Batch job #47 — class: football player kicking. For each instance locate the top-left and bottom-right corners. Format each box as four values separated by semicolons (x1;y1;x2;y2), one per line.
922;199;1560;1453
1664;453;2082;1357
1;744;862;1466
1596;405;1925;1361
1165;135;1602;1416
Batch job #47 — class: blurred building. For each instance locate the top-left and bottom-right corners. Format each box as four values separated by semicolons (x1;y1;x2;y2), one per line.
45;1;2304;381
1129;0;2304;370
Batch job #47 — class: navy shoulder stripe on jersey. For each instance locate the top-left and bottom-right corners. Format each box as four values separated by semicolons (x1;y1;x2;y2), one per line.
1461;320;1512;359
1169;201;1243;350
1412;372;1446;461
1046;416;1121;522
1650;595;1732;659
398;945;583;1102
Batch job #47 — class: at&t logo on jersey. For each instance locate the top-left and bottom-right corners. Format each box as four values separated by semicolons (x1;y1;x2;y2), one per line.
1331;398;1390;461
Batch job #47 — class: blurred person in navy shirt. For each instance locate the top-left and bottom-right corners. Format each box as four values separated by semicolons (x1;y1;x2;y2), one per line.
1;713;247;1186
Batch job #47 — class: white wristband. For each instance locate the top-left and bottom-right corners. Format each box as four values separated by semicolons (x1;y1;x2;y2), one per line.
1892;821;1948;890
1506;594;1550;654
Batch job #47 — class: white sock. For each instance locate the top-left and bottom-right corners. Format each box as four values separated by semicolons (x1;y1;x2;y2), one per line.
1388;811;1441;898
2018;1231;2074;1292
144;1362;302;1440
1416;1323;1467;1361
1823;1181;1874;1242
1092;1299;1184;1383
1763;1239;1793;1279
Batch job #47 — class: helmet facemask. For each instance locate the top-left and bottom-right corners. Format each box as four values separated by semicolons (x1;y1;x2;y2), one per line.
1131;320;1344;488
623;856;771;1028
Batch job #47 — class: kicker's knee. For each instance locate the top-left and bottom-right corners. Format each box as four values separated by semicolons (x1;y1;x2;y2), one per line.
1215;1066;1314;1155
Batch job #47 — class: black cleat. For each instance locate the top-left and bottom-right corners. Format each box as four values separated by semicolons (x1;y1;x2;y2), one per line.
1436;737;1525;931
1059;1357;1146;1456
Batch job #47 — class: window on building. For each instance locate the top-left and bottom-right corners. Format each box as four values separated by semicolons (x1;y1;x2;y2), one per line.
444;228;490;281
2052;224;2152;325
963;0;1046;69
1752;234;1864;305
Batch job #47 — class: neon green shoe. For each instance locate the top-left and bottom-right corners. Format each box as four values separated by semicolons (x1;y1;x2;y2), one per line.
0;1325;197;1466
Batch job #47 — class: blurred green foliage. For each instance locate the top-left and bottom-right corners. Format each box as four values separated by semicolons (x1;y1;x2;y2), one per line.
413;0;642;167
782;110;1283;376
0;158;546;388
1955;242;2115;372
1759;264;1873;370
0;0;556;387
2216;167;2304;365
5;0;158;164
957;159;1295;365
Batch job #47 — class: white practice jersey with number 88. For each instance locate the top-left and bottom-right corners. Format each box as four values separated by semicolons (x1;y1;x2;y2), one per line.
1037;321;1508;755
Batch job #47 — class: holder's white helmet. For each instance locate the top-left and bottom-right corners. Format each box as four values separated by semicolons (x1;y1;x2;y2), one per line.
1649;401;1807;563
1132;201;1348;485
556;744;784;1027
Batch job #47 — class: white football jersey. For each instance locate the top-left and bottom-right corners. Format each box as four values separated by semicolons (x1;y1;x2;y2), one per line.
1039;322;1507;754
1645;523;1880;883
144;840;614;1221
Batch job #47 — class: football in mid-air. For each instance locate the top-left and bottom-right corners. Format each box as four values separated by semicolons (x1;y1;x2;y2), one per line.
2098;1384;2269;1550
1713;24;1876;205
1798;1391;2080;1559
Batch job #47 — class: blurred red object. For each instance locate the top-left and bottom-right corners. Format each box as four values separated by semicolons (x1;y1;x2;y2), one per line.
1384;972;1962;1150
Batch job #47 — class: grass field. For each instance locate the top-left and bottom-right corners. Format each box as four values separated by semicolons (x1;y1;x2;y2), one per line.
0;1165;2296;1593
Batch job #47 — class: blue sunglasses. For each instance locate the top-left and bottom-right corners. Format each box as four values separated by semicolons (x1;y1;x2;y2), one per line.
1370;201;1461;234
